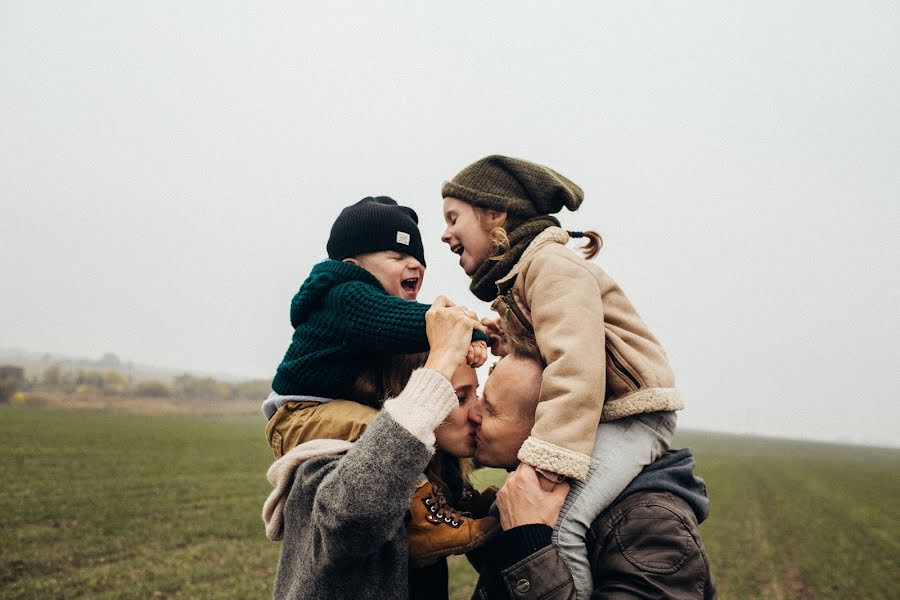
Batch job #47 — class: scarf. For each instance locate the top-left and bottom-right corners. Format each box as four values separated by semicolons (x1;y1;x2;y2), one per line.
262;438;353;541
469;216;560;302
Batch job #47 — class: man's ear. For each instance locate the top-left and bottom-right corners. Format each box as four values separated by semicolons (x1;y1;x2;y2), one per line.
343;258;360;266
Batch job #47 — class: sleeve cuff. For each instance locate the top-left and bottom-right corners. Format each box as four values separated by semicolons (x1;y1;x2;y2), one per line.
472;329;490;343
518;436;591;481
383;368;457;448
486;524;553;572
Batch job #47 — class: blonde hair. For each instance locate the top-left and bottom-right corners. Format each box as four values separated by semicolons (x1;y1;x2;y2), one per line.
472;207;603;261
574;230;603;260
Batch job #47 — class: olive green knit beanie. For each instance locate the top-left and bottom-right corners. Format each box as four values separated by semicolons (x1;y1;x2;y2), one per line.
441;155;583;217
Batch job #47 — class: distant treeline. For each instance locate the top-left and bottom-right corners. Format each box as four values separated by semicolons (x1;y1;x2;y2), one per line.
0;364;269;403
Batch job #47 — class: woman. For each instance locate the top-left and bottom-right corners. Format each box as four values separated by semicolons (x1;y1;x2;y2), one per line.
408;359;491;599
266;297;488;599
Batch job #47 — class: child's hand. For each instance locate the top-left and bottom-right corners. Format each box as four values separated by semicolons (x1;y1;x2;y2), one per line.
481;317;509;357
534;467;567;492
466;340;488;368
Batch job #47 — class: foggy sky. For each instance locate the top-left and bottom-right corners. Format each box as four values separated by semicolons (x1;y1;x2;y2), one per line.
1;1;898;447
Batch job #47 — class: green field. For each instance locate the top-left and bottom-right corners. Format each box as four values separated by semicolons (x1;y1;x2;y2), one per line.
1;406;897;599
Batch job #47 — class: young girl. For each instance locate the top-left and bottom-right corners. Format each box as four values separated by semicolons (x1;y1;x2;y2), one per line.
441;155;683;600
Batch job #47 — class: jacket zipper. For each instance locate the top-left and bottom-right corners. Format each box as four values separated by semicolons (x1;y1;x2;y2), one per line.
607;346;641;391
503;291;534;334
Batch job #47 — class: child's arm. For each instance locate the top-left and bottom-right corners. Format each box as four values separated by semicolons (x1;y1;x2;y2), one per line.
516;250;608;482
329;282;488;354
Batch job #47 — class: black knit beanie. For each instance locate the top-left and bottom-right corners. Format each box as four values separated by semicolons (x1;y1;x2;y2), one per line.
442;155;583;218
326;196;426;267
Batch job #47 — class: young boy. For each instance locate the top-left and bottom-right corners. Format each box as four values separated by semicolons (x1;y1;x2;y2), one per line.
263;196;496;565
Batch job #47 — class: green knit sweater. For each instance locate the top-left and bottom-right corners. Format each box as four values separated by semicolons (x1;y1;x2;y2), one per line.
272;260;486;398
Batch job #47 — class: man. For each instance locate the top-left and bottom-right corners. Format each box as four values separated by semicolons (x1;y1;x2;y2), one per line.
468;353;717;599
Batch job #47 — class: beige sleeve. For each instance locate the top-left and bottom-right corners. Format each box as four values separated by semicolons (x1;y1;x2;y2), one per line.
516;249;606;481
383;368;458;449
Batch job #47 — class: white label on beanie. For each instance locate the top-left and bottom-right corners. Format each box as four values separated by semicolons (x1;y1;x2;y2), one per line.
396;231;410;245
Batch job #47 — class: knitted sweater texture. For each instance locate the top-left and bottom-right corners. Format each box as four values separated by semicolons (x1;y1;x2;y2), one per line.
273;414;430;600
272;260;484;397
273;369;455;600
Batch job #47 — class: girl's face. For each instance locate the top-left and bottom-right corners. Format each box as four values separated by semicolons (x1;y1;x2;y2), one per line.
434;364;479;458
441;197;497;276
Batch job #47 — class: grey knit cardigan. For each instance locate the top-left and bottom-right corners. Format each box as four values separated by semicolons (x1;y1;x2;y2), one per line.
272;369;456;600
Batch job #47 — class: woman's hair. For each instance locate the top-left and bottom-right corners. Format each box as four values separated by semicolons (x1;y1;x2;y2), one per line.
347;352;473;496
472;207;603;260
425;452;475;504
346;351;428;408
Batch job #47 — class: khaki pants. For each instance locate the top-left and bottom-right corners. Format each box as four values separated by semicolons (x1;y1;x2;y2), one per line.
265;400;377;458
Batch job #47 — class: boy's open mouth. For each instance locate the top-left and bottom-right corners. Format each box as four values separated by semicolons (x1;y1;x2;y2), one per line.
401;277;419;292
451;244;464;256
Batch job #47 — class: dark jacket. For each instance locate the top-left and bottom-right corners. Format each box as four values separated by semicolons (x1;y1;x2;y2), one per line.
471;449;716;599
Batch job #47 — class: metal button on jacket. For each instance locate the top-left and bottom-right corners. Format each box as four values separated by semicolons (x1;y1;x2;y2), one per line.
515;578;531;593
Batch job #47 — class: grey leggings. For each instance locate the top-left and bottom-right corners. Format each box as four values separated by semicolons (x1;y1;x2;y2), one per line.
553;411;677;600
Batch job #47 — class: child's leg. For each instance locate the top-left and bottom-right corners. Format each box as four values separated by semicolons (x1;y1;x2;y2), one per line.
266;399;377;457
553;411;677;600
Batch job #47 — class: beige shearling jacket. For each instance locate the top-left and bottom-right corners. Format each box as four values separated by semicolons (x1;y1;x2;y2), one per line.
491;227;683;481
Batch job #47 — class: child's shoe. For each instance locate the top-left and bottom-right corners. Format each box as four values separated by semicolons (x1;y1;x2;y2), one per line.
407;481;500;567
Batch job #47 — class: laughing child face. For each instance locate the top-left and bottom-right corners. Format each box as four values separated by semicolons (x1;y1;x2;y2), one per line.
348;250;425;300
440;197;505;276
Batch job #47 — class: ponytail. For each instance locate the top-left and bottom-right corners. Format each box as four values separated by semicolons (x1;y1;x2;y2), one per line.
568;230;603;260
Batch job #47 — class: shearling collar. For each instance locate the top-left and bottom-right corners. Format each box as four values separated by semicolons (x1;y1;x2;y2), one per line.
495;226;570;289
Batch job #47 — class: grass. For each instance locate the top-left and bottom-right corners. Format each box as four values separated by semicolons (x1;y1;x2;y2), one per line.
10;391;260;417
673;432;899;599
1;407;279;599
1;406;898;599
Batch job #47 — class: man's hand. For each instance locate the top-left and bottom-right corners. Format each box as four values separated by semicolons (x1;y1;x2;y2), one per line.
466;340;488;367
496;463;570;530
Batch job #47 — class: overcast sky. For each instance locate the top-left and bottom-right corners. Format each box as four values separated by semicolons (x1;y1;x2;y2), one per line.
1;1;898;447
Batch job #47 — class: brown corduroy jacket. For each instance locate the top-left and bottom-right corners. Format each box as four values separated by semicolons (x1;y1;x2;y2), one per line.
491;227;684;481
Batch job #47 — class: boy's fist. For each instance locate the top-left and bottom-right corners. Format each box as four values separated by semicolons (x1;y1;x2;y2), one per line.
466;340;487;368
481;317;509;357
